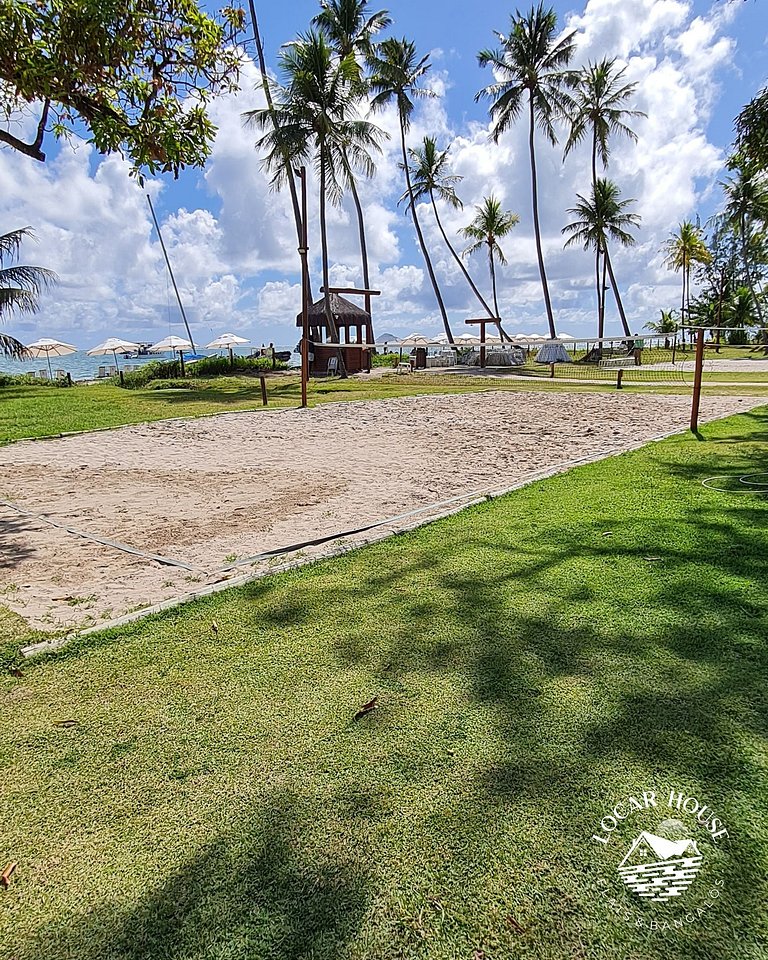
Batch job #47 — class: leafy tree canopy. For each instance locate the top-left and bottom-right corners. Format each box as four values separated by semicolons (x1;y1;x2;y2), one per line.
733;85;768;175
0;0;245;178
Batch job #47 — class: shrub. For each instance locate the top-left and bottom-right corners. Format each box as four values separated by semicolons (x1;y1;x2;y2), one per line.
371;352;400;368
120;353;286;388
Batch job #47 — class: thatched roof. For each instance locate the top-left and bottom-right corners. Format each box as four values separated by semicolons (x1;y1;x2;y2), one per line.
296;293;370;327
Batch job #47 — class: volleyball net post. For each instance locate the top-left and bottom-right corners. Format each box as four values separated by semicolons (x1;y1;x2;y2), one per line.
690;326;706;433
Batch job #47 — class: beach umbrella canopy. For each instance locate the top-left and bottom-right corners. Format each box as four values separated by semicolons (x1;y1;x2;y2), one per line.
399;332;432;346
205;333;249;350
455;334;480;345
149;335;192;354
26;337;77;377
87;337;140;373
536;341;572;364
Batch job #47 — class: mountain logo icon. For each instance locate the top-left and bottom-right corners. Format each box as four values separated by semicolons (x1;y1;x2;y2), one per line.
617;831;703;902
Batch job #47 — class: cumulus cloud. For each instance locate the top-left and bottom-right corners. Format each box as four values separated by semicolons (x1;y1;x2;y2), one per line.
0;1;749;347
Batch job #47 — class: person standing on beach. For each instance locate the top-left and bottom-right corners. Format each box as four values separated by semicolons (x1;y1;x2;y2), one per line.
633;333;644;366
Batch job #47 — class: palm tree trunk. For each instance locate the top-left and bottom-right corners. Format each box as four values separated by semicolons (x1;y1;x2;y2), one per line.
601;250;608;340
604;246;631;337
528;93;556;338
248;1;311;299
490;248;500;320
595;248;604;341
347;170;373;337
740;218;766;327
319;147;346;377
429;192;511;341
400;122;453;343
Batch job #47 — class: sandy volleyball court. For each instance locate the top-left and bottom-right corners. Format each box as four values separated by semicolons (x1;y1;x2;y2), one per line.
0;390;758;632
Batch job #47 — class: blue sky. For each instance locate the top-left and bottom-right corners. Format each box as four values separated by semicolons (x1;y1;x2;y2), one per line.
1;0;767;350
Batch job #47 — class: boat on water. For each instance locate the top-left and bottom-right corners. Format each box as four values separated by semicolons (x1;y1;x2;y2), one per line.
120;342;153;358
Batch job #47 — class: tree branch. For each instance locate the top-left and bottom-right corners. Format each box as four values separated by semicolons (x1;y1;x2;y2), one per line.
0;126;45;161
0;99;50;162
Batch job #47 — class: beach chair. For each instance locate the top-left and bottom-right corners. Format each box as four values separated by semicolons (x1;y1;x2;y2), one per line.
327;356;339;375
97;366;107;378
55;369;67;380
108;365;117;376
38;369;50;380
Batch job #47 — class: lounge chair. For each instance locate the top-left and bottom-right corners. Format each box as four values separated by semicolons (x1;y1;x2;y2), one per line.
38;369;49;380
327;356;339;375
55;369;67;380
97;366;107;378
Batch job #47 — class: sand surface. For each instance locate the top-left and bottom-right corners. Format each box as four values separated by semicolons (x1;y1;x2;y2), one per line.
0;390;759;632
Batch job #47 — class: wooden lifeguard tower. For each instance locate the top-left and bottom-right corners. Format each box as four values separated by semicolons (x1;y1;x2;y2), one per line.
296;292;376;375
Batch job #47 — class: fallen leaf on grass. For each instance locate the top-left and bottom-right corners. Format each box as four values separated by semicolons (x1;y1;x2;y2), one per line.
643;557;663;562
506;915;526;934
53;719;78;728
354;696;378;720
1;862;17;889
601;531;613;537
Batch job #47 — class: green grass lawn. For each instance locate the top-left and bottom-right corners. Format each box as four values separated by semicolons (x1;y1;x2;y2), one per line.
3;374;768;444
1;409;767;958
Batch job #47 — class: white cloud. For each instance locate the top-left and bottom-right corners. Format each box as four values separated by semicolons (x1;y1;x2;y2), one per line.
0;2;749;348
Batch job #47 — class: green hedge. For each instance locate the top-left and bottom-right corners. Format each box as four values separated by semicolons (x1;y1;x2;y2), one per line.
119;354;285;388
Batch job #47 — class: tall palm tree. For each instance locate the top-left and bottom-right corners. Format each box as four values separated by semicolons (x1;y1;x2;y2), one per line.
564;57;645;334
246;31;384;373
562;179;639;340
404;137;511;339
722;166;768;327
663;220;711;339
460;196;520;322
245;3;306;286
476;4;577;339
313;1;391;308
368;38;454;342
0;228;56;359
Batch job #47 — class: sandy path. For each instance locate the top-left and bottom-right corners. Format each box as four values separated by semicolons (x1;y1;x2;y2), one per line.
0;391;759;632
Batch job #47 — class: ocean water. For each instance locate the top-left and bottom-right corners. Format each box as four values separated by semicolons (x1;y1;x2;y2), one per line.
0;346;300;381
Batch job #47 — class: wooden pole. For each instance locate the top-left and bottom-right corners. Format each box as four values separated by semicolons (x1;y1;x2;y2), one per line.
616;368;623;390
297;166;310;409
260;375;268;406
480;320;486;369
690;326;705;432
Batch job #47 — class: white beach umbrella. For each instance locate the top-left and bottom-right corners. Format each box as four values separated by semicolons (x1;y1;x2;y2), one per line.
455;333;480;345
87;337;140;373
26;337;77;378
399;332;432;346
205;332;250;363
485;334;502;345
558;332;576;340
149;335;192;355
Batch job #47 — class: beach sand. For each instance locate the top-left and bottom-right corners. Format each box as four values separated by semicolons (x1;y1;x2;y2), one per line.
0;390;759;632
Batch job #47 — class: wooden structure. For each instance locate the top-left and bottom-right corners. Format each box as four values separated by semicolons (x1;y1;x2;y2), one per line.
465;317;499;368
297;293;375;375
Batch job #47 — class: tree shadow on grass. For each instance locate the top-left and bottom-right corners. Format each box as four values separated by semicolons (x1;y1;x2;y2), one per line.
17;789;371;960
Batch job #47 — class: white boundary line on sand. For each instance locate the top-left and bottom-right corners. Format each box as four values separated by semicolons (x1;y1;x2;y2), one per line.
19;424;695;660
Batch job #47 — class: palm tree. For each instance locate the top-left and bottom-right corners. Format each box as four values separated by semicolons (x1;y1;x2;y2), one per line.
564;57;645;334
562;179;639;341
245;3;305;283
645;309;677;348
313;1;391;308
0;228;56;359
367;38;455;342
460;196;520;322
722;166;768;327
476;4;577;339
663;220;711;339
246;31;384;373
404;137;512;339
